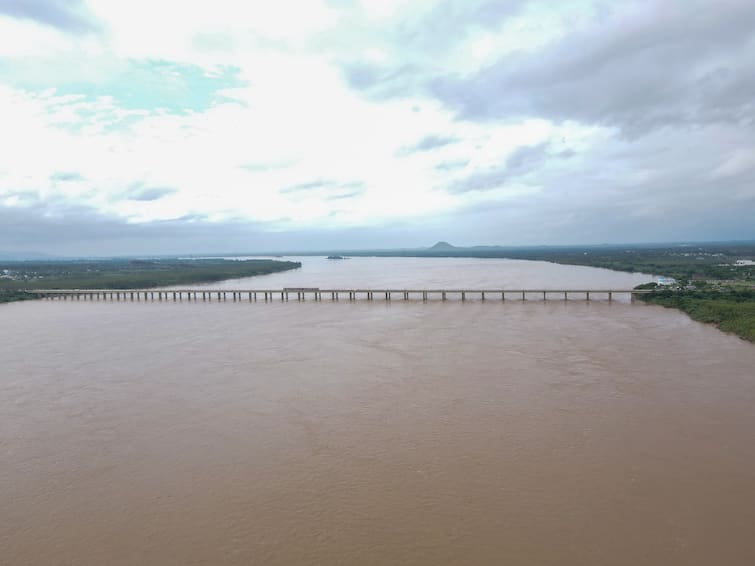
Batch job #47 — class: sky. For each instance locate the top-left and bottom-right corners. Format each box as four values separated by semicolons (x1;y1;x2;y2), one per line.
0;0;754;255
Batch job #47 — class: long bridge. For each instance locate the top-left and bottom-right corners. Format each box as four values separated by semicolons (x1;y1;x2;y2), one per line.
24;288;656;302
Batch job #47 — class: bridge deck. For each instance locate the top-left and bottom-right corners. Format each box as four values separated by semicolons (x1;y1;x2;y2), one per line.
22;288;655;303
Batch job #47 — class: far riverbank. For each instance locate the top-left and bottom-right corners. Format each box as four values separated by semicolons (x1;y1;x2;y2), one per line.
0;258;301;304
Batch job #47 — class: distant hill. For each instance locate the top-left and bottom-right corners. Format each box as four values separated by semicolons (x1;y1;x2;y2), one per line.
427;241;457;251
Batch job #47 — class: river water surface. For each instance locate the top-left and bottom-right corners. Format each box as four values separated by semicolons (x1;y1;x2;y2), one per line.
2;258;755;565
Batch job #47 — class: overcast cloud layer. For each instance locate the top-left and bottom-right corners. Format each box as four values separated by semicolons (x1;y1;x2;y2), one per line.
0;0;753;255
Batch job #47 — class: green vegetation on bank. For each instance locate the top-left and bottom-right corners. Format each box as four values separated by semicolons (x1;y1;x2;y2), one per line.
0;258;300;304
635;283;755;342
0;289;41;304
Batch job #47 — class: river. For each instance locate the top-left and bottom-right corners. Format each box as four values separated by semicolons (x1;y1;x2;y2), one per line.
2;257;754;565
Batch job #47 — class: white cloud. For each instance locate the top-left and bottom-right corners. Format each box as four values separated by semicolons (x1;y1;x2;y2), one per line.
0;0;753;252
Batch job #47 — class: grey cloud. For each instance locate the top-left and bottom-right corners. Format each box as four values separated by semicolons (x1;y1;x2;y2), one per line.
279;180;332;194
0;201;436;256
398;134;457;156
447;168;510;194
127;187;176;202
120;182;177;202
392;0;527;55
435;159;469;172
341;62;418;97
325;190;362;200
0;0;98;33
280;180;364;195
430;1;755;135
339;0;526;97
505;142;550;173
446;142;551;193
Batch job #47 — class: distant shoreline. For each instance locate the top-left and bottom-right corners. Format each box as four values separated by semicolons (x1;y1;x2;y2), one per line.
0;259;300;304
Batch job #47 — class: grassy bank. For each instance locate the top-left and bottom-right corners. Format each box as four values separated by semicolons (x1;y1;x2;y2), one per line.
0;258;300;304
635;284;755;342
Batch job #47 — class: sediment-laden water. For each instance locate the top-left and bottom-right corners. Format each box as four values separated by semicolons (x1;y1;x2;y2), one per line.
2;258;754;565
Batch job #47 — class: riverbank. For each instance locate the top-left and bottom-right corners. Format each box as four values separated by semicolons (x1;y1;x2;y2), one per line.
0;259;301;304
635;284;755;342
0;289;41;304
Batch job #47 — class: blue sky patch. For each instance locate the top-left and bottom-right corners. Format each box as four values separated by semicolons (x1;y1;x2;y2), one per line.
0;58;244;113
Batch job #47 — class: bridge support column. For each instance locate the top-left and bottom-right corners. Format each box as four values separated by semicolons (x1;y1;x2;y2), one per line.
608;292;612;302
442;291;446;301
482;292;485;301
586;292;590;301
522;291;525;301
564;291;568;301
543;291;546;301
461;291;466;301
502;292;505;301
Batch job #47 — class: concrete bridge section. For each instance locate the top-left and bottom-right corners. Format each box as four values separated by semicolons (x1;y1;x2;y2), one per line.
24;288;655;302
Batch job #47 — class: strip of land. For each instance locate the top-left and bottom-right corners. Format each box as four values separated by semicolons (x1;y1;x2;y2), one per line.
633;284;755;342
0;259;301;304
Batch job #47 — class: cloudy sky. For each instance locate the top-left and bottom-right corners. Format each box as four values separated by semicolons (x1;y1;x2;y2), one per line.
1;0;754;255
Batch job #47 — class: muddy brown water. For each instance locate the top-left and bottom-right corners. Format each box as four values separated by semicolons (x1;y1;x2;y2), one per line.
2;258;754;565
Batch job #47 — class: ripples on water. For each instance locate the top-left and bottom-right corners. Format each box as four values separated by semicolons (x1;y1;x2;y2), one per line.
2;258;755;565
